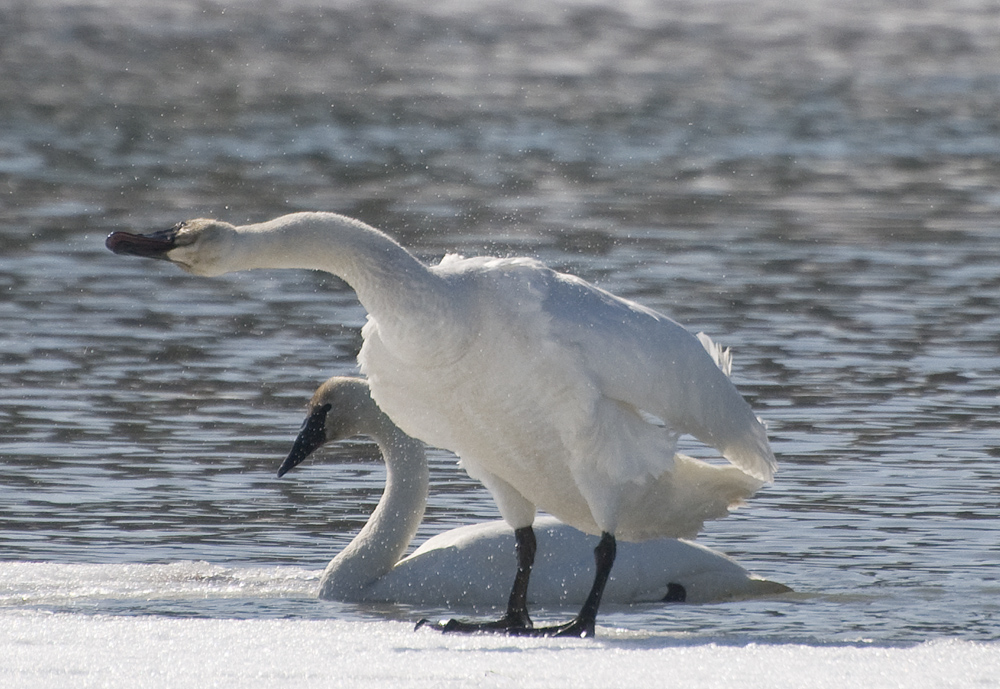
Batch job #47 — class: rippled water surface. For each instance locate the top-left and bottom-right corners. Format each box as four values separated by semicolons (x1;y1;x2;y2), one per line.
2;0;999;645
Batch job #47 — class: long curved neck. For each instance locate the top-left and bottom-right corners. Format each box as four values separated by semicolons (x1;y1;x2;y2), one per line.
229;212;445;321
318;420;429;600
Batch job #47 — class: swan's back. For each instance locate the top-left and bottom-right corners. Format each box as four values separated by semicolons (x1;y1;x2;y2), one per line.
364;516;788;607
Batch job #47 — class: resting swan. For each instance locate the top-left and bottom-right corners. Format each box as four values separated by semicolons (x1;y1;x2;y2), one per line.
107;211;776;637
280;376;789;607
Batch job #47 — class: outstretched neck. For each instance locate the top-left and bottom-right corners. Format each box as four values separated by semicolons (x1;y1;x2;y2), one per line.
318;421;429;601
230;212;442;317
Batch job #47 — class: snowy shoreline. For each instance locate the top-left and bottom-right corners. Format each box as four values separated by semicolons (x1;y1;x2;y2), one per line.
3;611;997;689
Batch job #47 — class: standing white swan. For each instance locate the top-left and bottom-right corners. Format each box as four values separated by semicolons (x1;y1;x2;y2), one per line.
280;376;789;606
107;211;776;637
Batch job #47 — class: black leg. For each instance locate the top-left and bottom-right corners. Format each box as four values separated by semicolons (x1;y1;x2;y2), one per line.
417;530;618;640
504;525;536;627
525;531;616;638
415;525;536;633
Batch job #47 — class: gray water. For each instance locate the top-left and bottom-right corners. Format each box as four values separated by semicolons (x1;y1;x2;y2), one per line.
2;0;999;645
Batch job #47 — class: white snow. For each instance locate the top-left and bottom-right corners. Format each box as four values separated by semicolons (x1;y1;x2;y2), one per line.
2;611;997;689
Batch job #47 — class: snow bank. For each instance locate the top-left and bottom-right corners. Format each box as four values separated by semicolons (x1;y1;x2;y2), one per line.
2;611;996;689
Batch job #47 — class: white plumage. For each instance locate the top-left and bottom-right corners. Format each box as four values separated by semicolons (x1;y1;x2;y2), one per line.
280;377;789;607
107;211;776;636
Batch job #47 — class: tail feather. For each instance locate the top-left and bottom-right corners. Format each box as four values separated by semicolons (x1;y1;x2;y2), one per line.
694;332;777;483
696;332;732;378
619;453;765;541
722;420;777;483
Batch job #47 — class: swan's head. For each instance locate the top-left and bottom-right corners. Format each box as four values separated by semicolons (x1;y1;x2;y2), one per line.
105;219;238;276
277;377;383;478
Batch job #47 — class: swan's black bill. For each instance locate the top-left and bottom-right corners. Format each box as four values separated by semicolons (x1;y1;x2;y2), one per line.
277;403;331;478
105;227;180;259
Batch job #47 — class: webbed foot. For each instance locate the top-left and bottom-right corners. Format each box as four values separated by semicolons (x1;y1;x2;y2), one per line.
415;611;595;638
415;610;532;635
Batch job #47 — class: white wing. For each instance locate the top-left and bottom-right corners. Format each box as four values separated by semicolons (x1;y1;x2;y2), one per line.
539;269;776;482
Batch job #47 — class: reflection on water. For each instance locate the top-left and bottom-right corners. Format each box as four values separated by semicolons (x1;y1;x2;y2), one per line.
2;0;999;644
